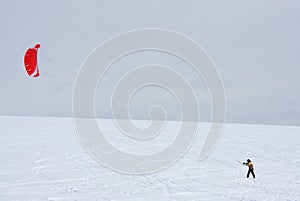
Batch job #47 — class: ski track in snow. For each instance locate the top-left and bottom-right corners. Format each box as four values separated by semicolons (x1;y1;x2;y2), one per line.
0;116;299;201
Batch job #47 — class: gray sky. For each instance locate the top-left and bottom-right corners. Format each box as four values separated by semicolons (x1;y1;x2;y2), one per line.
1;0;299;126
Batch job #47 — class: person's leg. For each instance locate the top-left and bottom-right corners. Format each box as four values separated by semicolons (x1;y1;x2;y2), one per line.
251;170;255;178
247;170;250;178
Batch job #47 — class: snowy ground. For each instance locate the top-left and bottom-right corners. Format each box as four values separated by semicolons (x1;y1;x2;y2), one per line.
0;116;299;201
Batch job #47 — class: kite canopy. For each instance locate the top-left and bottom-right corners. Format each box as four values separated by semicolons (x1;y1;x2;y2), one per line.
24;44;41;77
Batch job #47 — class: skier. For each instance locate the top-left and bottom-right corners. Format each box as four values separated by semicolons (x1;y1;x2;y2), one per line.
243;159;255;178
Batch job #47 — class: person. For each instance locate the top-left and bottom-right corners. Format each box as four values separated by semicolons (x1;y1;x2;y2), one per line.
243;159;255;178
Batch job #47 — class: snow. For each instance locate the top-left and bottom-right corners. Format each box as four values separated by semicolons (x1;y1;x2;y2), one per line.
0;116;299;201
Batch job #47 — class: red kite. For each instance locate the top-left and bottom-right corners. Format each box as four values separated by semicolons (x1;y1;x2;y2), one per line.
24;44;41;77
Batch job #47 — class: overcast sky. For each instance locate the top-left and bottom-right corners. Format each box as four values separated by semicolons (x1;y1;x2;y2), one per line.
1;0;299;126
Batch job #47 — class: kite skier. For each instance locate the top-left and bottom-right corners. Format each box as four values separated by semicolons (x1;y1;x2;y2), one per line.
243;159;255;178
